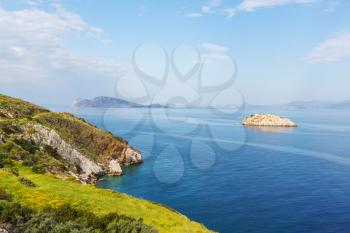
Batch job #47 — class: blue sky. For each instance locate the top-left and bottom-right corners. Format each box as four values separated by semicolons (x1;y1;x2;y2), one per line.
0;0;349;106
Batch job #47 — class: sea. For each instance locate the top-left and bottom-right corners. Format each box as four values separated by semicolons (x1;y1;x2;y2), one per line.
51;106;350;233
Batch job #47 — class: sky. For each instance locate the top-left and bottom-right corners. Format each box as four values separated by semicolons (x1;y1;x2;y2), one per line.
0;0;349;106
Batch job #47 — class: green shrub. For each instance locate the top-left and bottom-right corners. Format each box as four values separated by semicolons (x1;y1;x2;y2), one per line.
0;188;12;201
43;145;60;160
32;165;46;174
9;167;19;176
0;201;157;233
18;177;36;187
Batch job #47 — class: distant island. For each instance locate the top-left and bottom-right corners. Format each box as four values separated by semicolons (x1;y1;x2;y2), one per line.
72;96;167;108
0;94;211;233
242;114;297;127
73;96;350;110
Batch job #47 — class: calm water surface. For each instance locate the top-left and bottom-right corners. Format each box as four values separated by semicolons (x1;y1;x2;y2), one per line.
53;106;350;233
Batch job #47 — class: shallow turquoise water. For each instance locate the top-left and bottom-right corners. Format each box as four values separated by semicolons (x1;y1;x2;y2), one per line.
54;106;350;233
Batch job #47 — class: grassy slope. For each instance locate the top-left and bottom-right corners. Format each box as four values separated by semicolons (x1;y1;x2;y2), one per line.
0;167;211;233
0;94;48;118
0;94;212;233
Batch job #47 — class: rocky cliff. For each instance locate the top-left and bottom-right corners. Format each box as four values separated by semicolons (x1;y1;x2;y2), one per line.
23;123;142;183
0;94;142;184
242;114;297;127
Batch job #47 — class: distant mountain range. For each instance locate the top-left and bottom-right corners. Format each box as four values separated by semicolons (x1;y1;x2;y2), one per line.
72;96;350;109
248;100;350;109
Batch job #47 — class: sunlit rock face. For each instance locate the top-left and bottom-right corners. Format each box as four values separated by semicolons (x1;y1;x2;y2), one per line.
22;123;142;183
0;228;9;233
242;114;297;127
120;147;143;164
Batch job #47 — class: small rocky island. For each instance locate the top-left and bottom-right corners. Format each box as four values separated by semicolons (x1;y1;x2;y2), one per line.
242;114;297;127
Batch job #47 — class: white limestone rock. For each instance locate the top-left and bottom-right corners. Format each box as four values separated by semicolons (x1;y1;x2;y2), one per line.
242;114;297;127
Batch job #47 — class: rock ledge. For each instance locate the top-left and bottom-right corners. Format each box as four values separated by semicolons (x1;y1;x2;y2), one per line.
242;114;297;127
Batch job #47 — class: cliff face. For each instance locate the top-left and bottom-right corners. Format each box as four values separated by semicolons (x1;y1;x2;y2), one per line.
23;123;142;183
242;114;297;127
23;123;103;182
0;94;142;184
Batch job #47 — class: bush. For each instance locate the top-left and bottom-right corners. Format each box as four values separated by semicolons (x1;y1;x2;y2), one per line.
9;167;19;176
32;165;46;174
18;177;36;187
0;201;157;233
0;188;12;201
43;145;60;160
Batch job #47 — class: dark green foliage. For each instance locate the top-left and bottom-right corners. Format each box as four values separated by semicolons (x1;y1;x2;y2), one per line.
0;188;12;201
0;201;157;233
32;165;46;174
14;138;37;154
9;167;19;176
43;145;60;160
0;202;34;224
0;130;67;175
0;120;21;135
0;154;15;168
18;177;36;187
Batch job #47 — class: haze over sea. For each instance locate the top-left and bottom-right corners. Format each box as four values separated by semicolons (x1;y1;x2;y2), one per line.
53;106;350;233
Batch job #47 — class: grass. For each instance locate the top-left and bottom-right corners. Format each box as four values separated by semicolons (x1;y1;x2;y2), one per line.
0;94;49;119
0;93;212;232
0;166;212;233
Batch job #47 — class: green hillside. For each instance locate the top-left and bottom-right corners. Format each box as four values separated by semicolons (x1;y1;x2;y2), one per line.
0;94;212;233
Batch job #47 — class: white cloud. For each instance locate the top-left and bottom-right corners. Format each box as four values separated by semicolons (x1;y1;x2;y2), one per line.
188;0;315;18
304;32;350;63
185;0;221;17
238;0;314;11
222;8;236;18
199;43;230;63
26;0;43;7
186;12;202;18
200;43;230;54
202;0;221;13
221;0;315;18
0;5;124;85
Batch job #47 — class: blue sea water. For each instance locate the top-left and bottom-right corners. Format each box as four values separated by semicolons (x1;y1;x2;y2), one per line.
54;106;350;233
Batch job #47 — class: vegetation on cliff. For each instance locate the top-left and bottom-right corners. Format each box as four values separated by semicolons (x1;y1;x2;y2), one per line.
0;94;211;233
34;112;132;162
0;94;48;119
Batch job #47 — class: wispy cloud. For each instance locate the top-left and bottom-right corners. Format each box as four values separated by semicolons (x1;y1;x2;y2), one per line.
202;0;222;13
201;43;230;54
0;4;124;85
199;42;230;63
236;0;314;12
26;0;43;7
304;31;350;63
187;0;315;19
186;0;221;18
324;1;340;12
186;12;203;18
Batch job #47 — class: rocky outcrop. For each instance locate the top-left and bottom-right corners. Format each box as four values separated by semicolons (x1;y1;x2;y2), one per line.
0;228;8;233
0;109;14;119
23;123;103;183
108;159;122;175
22;123;142;183
242;114;297;127
121;147;142;164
